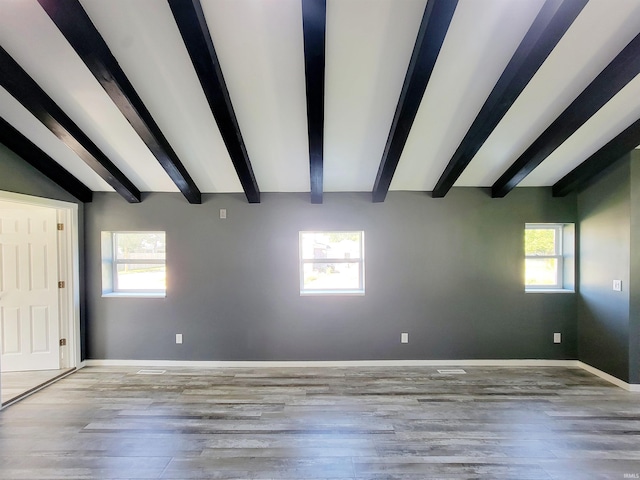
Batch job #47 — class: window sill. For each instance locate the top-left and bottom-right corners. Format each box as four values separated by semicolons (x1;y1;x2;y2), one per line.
525;289;574;294
102;292;166;299
301;290;365;296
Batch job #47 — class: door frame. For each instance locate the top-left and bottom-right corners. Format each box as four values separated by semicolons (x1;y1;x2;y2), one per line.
0;191;80;373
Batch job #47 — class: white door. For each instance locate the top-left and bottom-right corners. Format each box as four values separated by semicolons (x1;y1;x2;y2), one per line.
0;202;60;372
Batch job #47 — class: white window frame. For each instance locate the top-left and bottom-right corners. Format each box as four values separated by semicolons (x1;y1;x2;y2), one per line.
102;231;166;298
525;223;564;291
299;231;365;296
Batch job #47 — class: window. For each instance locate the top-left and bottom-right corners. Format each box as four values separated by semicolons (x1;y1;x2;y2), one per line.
524;223;574;291
102;231;166;297
299;231;364;295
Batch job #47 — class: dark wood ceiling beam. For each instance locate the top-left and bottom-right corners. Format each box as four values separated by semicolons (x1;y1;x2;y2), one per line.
552;118;640;197
168;0;260;204
0;46;140;202
0;117;92;202
302;0;326;204
492;31;640;198
432;0;587;198
38;0;201;204
372;0;458;203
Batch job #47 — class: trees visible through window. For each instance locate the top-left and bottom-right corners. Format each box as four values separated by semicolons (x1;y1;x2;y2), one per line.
299;231;364;295
525;224;563;289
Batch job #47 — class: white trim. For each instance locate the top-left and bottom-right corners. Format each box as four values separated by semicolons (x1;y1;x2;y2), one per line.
0;190;79;210
101;231;167;296
0;190;80;373
525;289;575;294
102;293;166;299
300;291;365;297
578;361;640;392
299;230;365;296
57;208;68;368
69;207;81;370
85;359;580;368
525;223;565;290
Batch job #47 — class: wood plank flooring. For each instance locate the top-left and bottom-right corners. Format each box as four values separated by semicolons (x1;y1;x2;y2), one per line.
1;368;74;406
0;366;639;479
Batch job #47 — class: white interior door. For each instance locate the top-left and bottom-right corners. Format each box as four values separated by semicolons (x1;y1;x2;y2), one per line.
0;202;60;372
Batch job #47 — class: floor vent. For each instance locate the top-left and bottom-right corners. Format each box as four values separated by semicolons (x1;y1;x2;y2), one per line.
136;369;166;375
437;369;467;375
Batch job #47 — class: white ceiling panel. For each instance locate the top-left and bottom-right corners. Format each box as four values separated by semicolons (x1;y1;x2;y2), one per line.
80;0;241;194
0;86;112;191
521;73;640;186
200;0;309;193
457;0;640;187
324;0;426;192
390;0;545;191
0;0;177;192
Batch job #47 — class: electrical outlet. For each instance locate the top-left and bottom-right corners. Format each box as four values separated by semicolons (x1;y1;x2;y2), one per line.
553;332;561;344
176;334;183;344
401;332;409;344
613;280;622;291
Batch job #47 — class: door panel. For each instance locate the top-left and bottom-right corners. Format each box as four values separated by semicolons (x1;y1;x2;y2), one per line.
30;306;51;353
29;243;51;290
0;203;59;372
0;244;19;291
1;307;20;353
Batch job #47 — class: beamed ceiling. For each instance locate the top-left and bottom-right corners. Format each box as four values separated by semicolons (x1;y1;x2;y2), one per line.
1;0;640;204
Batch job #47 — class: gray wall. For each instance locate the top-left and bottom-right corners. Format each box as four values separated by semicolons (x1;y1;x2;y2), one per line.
85;189;577;361
576;151;640;384
577;157;631;381
0;144;81;204
630;155;640;384
5;135;640;379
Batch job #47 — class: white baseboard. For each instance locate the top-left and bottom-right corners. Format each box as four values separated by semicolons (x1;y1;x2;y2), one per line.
578;361;640;392
84;358;580;368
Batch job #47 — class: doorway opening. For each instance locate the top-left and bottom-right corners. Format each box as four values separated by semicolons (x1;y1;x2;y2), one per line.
0;191;80;407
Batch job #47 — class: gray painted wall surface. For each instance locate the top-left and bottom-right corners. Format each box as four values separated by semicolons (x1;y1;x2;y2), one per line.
629;153;640;384
0;144;81;204
577;157;632;382
85;189;577;361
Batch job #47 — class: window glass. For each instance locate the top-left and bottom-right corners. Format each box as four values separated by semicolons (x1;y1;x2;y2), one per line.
102;231;166;296
525;258;559;287
115;263;166;291
524;225;562;289
524;228;557;256
300;231;364;295
113;232;166;260
113;232;166;292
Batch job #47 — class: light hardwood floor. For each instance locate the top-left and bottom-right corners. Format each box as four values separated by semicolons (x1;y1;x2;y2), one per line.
0;366;639;479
